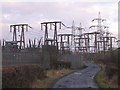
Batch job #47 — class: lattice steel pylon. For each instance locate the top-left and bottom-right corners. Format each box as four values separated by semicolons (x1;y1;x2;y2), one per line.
89;12;109;53
71;20;75;52
70;21;85;52
89;12;108;40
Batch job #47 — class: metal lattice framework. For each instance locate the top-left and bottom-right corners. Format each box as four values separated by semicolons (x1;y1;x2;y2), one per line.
10;24;32;49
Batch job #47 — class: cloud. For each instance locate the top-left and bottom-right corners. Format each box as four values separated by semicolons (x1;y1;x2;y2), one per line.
0;1;118;43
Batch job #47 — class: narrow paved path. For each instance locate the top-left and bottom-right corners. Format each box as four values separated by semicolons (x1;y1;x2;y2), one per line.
53;61;101;88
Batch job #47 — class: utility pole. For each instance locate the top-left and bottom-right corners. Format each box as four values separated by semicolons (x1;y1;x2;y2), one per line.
28;39;32;48
38;37;43;48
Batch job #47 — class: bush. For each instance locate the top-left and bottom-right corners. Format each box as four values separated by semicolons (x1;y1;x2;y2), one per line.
2;64;46;88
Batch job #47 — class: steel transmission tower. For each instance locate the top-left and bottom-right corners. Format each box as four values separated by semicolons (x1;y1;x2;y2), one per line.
89;12;108;40
71;21;85;52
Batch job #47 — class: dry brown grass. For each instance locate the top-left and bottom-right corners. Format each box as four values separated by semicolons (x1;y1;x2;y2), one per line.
2;64;46;88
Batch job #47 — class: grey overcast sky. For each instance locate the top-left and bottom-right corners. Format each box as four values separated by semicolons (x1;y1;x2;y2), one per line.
0;0;119;44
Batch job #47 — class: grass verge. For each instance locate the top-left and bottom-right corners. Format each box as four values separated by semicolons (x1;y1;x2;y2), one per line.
95;70;111;89
95;64;112;89
32;68;75;88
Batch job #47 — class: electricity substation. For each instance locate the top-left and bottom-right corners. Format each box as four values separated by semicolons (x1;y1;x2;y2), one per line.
1;12;119;69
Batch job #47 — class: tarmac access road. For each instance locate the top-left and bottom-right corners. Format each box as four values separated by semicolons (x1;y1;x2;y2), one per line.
53;61;101;89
